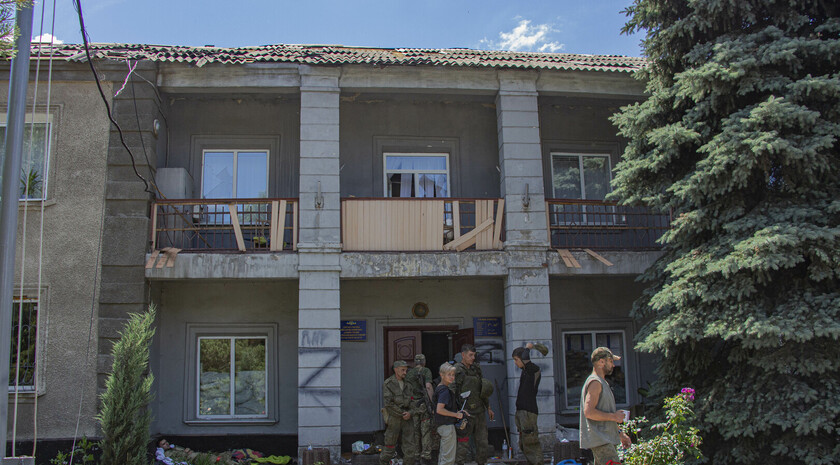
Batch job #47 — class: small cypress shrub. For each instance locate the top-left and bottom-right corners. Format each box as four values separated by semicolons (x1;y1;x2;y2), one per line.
97;305;156;465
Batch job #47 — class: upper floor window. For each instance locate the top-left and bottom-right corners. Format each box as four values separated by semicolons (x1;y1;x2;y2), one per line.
561;330;628;410
384;153;449;198
201;150;268;199
550;153;611;200
0;115;52;200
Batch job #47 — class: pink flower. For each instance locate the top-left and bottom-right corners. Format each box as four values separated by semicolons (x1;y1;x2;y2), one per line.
680;387;695;401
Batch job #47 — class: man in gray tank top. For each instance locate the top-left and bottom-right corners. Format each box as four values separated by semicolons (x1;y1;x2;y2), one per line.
579;347;631;465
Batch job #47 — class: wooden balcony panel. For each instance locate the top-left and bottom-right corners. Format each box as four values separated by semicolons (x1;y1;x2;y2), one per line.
341;198;504;252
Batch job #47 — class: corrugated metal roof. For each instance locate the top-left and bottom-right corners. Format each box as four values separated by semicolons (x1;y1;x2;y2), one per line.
32;43;646;73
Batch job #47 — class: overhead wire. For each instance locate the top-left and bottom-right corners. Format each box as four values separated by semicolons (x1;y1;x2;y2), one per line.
12;0;52;455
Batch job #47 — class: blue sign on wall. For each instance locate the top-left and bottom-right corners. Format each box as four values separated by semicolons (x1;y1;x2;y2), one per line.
341;320;367;341
474;317;502;337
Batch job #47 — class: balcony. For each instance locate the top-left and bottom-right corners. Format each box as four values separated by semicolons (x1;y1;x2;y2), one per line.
151;198;298;253
547;199;670;251
341;198;504;252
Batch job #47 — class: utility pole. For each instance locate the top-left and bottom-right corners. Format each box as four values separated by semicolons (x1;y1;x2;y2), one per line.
0;2;34;453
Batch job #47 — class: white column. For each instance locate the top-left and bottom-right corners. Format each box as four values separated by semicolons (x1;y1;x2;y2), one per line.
298;65;342;458
497;70;556;452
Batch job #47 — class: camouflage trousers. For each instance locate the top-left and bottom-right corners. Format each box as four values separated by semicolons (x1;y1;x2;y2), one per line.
412;407;435;460
380;415;417;465
515;410;541;465
455;409;489;465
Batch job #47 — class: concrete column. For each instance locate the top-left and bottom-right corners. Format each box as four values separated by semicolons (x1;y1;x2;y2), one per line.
298;66;342;458
497;71;556;452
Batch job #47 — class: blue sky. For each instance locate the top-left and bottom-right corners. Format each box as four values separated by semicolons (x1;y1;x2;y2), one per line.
35;0;644;57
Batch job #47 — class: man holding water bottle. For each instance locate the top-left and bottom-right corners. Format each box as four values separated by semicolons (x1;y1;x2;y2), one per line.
579;347;632;465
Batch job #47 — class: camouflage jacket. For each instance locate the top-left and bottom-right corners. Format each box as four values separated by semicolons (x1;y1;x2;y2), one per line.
383;375;414;419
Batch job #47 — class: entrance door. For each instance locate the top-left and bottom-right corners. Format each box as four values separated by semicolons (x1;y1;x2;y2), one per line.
385;330;421;378
384;325;459;378
451;327;474;355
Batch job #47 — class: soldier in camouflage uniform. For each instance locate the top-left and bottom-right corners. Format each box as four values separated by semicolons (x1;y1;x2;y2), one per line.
451;344;494;465
407;354;435;465
381;360;417;465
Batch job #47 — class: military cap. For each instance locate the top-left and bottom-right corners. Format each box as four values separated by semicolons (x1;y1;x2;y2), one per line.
414;354;426;362
393;360;408;369
591;347;621;364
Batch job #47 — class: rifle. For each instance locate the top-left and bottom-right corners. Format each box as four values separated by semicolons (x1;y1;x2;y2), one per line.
414;369;434;417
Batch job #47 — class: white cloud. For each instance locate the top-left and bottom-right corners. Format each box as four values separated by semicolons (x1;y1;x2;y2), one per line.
33;33;63;45
481;19;564;53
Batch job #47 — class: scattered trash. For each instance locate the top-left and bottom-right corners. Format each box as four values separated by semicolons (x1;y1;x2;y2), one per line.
555;424;580;443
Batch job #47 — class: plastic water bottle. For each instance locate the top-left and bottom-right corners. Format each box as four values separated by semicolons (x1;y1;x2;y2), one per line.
307;444;312;451
502;440;508;459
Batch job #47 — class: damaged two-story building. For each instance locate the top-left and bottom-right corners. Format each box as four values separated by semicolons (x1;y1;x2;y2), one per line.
2;43;666;459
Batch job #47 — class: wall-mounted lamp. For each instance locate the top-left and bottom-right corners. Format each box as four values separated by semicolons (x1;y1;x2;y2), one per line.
315;180;324;209
522;183;531;209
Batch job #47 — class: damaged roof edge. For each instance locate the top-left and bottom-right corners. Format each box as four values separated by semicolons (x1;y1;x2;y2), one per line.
29;43;648;73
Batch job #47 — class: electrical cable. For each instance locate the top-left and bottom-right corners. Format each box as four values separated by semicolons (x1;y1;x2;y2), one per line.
72;0;154;196
67;1;134;463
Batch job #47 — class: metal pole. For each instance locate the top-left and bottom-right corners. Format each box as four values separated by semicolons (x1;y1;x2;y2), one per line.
0;2;34;455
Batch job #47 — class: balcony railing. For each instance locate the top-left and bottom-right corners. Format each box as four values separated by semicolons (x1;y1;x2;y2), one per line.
547;199;670;251
341;198;504;252
151;198;297;253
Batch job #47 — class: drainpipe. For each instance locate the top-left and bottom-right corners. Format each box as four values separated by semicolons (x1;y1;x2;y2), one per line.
0;2;34;452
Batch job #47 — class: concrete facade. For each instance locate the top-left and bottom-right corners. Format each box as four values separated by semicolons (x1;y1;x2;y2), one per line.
4;46;660;462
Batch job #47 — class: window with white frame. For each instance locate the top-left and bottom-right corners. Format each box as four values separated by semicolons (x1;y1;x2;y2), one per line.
201;150;268;199
0;115;53;200
562;330;628;410
550;153;611;201
9;297;37;391
197;336;267;419
384;153;449;198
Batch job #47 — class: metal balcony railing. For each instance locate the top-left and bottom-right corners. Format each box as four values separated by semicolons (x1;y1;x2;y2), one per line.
546;199;670;250
151;198;298;253
341;198;505;252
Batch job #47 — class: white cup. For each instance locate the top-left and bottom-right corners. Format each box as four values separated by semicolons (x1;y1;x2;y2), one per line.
622;410;630;422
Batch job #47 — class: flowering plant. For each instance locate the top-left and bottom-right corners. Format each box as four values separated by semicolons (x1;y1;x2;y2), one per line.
618;388;703;465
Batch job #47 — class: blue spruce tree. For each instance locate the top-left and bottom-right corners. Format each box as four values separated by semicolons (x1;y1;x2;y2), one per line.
611;2;840;464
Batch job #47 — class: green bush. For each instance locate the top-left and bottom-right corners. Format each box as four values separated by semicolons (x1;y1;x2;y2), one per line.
97;306;156;465
619;388;703;465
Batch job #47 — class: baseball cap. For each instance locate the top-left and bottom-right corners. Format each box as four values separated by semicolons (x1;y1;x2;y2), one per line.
591;347;621;363
393;360;408;368
414;354;426;362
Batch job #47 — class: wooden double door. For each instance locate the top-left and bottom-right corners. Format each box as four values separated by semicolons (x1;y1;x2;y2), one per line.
384;326;474;378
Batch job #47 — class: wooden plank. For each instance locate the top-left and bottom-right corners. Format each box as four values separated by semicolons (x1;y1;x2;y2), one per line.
584;248;614;267
276;200;287;250
493;199;505;250
228;203;246;252
165;248;181;268
145;249;161;269
292;201;298;251
444;218;493;251
269;201;280;251
155;247;170;269
557;249;581;268
557;249;573;268
150;204;158;251
452;200;461;241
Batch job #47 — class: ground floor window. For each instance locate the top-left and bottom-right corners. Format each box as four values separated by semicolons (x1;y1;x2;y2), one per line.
186;324;277;423
198;337;267;419
9;298;37;391
562;330;627;410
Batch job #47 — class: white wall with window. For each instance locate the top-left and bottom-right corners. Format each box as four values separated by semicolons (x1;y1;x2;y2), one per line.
0;114;53;200
383;153;449;198
185;324;277;424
